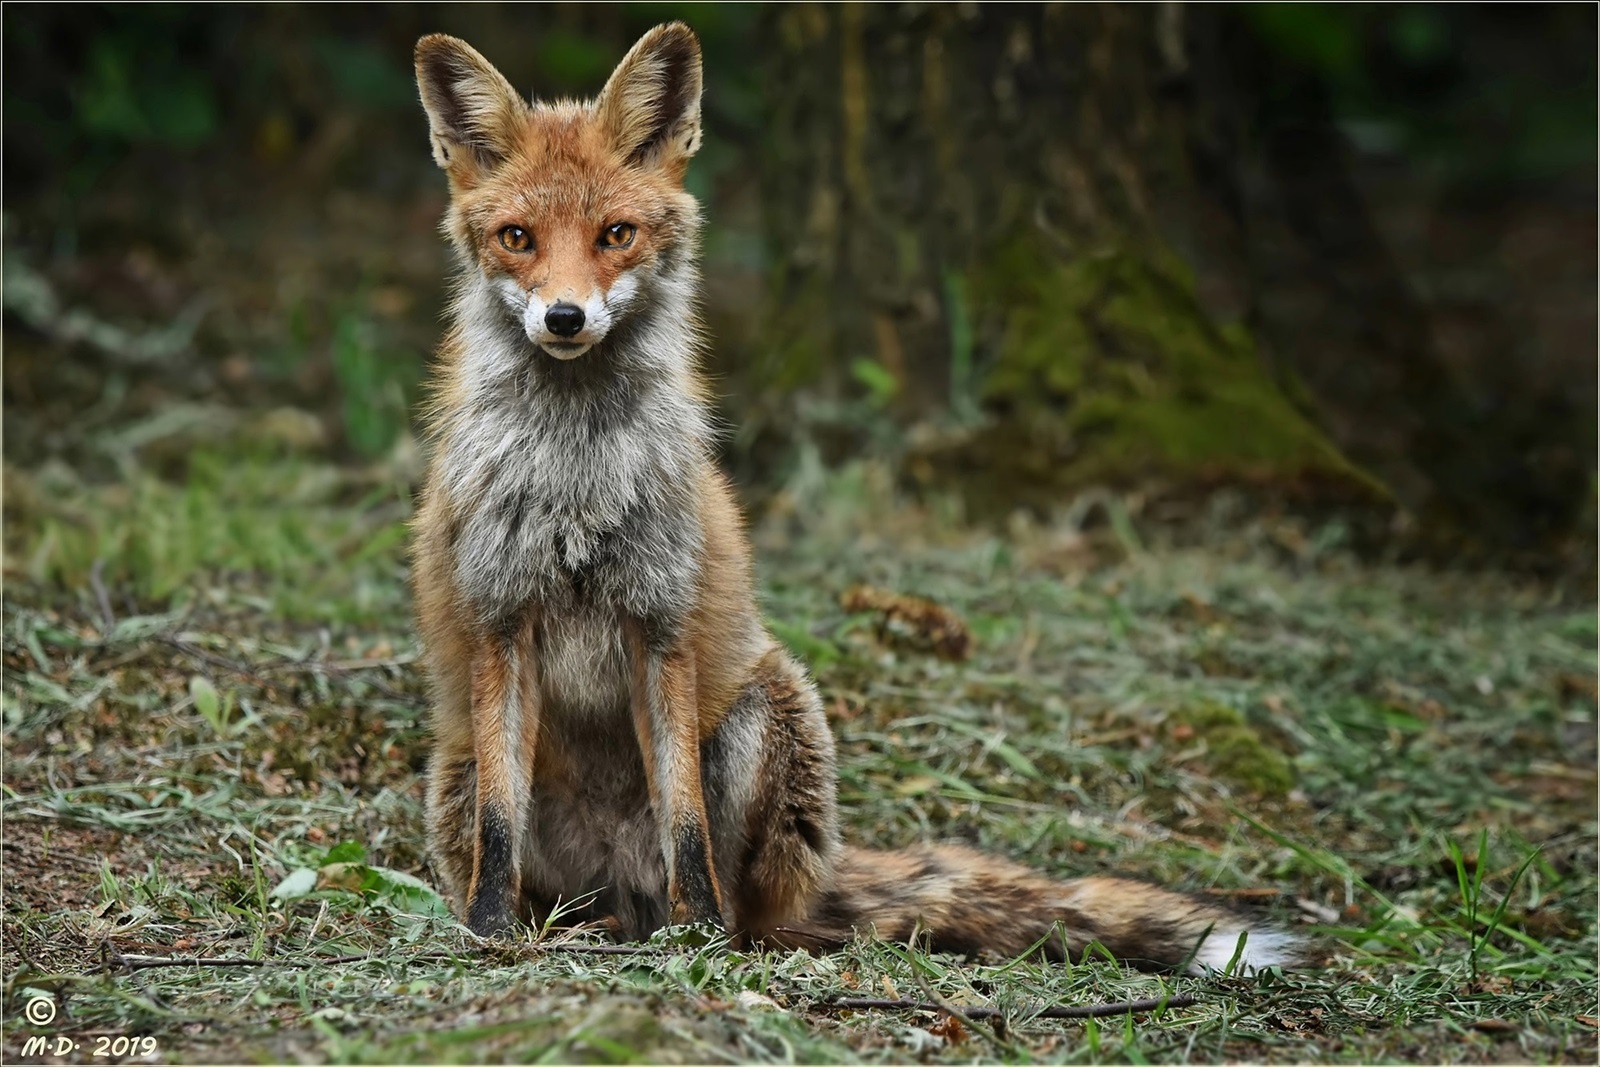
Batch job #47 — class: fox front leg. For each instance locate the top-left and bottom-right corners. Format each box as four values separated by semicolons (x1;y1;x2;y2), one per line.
464;614;541;937
625;620;725;927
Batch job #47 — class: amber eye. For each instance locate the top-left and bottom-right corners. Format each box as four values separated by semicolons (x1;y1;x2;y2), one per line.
498;226;533;253
601;222;637;249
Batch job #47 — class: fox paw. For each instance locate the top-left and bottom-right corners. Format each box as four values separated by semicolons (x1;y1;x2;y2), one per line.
465;897;519;940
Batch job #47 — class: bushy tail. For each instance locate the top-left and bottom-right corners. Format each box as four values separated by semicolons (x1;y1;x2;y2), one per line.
770;845;1305;976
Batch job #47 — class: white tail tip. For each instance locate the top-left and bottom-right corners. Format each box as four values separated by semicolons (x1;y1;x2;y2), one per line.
1188;927;1304;976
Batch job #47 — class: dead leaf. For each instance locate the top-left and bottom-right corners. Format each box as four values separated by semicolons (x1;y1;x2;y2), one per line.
735;990;780;1012
1558;673;1597;703
1179;590;1216;623
1464;974;1514;995
316;862;365;892
839;584;972;660
926;1014;968;1045
1470;1018;1517;1034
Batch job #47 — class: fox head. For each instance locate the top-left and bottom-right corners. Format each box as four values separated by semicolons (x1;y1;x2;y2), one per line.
416;24;703;363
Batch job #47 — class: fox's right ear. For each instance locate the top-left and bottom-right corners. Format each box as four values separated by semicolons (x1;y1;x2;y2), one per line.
415;35;526;174
596;23;703;178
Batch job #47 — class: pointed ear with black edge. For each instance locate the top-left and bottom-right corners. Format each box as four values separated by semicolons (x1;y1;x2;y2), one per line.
595;22;703;176
415;34;527;174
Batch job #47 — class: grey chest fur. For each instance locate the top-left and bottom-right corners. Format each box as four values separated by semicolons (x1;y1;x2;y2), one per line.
440;377;706;638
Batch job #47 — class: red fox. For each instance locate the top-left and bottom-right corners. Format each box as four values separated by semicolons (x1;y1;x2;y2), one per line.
409;23;1304;975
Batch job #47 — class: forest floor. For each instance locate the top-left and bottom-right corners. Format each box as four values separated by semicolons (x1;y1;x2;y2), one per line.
3;443;1596;1065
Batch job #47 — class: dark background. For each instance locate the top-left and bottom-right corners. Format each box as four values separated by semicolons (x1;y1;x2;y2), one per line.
4;3;1595;565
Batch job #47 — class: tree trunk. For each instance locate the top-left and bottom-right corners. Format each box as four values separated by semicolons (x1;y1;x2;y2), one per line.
756;4;1360;515
754;3;1591;545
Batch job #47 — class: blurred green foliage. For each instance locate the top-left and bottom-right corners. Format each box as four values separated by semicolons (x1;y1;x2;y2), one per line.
1247;4;1365;88
331;311;419;460
77;36;218;148
1243;4;1597;181
534;29;619;92
313;36;417;111
16;4;1586;190
4;4;766;465
849;358;899;411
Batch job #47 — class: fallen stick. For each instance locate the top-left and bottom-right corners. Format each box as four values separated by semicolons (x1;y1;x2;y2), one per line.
108;941;656;973
828;993;1198;1021
111;953;377;971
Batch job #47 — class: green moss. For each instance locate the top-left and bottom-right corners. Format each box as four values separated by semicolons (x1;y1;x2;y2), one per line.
953;239;1385;509
1170;701;1295;798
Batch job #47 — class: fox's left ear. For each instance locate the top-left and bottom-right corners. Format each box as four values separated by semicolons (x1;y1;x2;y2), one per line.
596;22;703;176
415;34;526;175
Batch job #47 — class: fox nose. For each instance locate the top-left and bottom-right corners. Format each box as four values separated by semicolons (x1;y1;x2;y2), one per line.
545;303;585;337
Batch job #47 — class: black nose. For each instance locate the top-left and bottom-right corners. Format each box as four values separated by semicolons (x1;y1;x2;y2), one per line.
545;303;585;337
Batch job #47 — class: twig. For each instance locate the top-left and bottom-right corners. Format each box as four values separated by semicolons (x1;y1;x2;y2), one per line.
828;993;1199;1021
110;953;378;972
256;654;418;675
88;559;116;633
544;944;655;956
905;947;1018;1056
163;637;272;685
102;946;174;1012
107;940;656;973
160;637;423;705
252;654;422;703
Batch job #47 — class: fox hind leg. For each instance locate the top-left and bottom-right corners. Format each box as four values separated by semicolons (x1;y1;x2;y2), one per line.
424;751;477;917
702;646;842;940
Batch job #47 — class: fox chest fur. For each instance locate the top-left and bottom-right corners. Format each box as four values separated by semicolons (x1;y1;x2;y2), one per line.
434;318;708;713
421;311;721;929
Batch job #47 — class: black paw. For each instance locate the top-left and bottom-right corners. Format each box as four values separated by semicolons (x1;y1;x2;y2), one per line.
466;891;517;939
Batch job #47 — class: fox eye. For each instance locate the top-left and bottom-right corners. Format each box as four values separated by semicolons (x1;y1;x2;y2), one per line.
498;226;533;253
601;222;637;249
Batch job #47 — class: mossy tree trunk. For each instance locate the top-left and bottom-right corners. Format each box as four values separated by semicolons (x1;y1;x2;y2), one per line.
757;4;1356;512
754;4;1589;544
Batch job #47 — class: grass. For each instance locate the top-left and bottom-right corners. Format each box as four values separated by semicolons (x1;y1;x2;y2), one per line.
4;444;411;621
3;450;1596;1063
